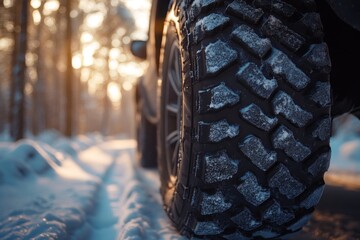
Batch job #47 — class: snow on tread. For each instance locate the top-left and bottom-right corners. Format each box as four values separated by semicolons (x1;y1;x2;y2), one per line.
193;221;223;235
195;14;230;43
304;43;331;73
197;82;240;113
312;118;331;141
266;49;310;90
190;0;218;19
261;15;305;52
200;191;232;215
240;104;278;131
205;40;237;75
231;208;262;231
232;25;272;58
308;152;330;176
301;186;325;209
239;135;277;171
264;201;295;225
237;172;271;206
269;164;306;199
272;91;313;127
254;0;296;18
272;125;311;162
237;63;278;99
201;151;239;184
198;119;239;143
227;0;264;24
310;81;331;107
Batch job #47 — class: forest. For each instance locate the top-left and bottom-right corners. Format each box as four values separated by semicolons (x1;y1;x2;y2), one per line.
0;0;150;140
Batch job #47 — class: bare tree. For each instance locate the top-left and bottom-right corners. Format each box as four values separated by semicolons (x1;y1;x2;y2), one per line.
65;0;73;137
9;0;29;140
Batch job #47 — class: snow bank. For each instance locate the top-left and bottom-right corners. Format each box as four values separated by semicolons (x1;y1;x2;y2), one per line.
0;134;113;239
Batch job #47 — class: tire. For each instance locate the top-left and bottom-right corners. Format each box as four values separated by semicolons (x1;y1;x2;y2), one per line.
158;0;331;238
136;88;157;168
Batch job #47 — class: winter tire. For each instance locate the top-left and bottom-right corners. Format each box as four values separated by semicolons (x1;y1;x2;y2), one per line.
158;0;332;238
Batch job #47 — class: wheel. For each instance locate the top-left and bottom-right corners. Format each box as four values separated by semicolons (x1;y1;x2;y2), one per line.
136;86;157;168
157;0;332;238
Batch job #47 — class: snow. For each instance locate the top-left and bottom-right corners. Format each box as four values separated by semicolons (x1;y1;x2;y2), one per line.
0;114;359;239
0;133;183;239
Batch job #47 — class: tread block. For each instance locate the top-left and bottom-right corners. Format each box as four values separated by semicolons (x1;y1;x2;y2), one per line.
232;24;272;58
310;82;331;107
261;15;305;52
202;150;239;183
237;172;271;206
254;0;296;18
190;0;218;19
224;232;250;240
312;118;331;141
269;164;306;199
197;82;240;113
272;91;313;127
266;49;310;90
200;191;232;215
253;229;280;238
304;43;331;74
240;104;278;131
300;13;324;39
272;125;311;162
195;13;230;43
264;201;295;225
227;0;264;24
239;135;277;171
308;152;330;176
231;208;262;231
205;40;238;75
287;215;311;231
237;63;278;99
301;185;324;209
198;119;239;143
193;221;223;235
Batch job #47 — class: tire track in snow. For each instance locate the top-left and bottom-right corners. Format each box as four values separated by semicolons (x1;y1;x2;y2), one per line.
89;140;185;240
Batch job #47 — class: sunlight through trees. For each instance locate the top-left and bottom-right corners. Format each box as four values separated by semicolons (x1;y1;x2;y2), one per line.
0;0;151;139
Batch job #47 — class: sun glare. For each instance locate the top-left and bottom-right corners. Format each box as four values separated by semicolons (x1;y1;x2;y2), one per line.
107;82;122;103
43;0;60;15
32;10;42;25
30;0;41;9
72;54;82;70
85;12;105;29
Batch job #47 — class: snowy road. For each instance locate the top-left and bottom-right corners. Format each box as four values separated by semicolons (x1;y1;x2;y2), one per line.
90;140;360;240
1;128;360;239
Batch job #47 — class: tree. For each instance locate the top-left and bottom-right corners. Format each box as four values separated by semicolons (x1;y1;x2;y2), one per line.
9;0;29;140
65;0;73;137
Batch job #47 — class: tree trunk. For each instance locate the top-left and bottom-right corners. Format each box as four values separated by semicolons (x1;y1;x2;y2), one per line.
65;0;73;137
9;0;29;140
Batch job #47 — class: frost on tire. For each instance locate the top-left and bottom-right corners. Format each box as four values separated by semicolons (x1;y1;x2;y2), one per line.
239;135;277;171
237;172;270;206
204;40;237;75
159;0;332;238
200;151;239;184
197;83;240;113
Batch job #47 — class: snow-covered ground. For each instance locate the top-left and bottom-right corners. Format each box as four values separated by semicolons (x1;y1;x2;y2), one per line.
0;115;360;239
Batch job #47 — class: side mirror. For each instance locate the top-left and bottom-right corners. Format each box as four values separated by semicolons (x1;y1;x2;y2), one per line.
130;40;147;60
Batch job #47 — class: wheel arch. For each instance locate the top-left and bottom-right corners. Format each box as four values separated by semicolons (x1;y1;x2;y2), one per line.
151;0;171;73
